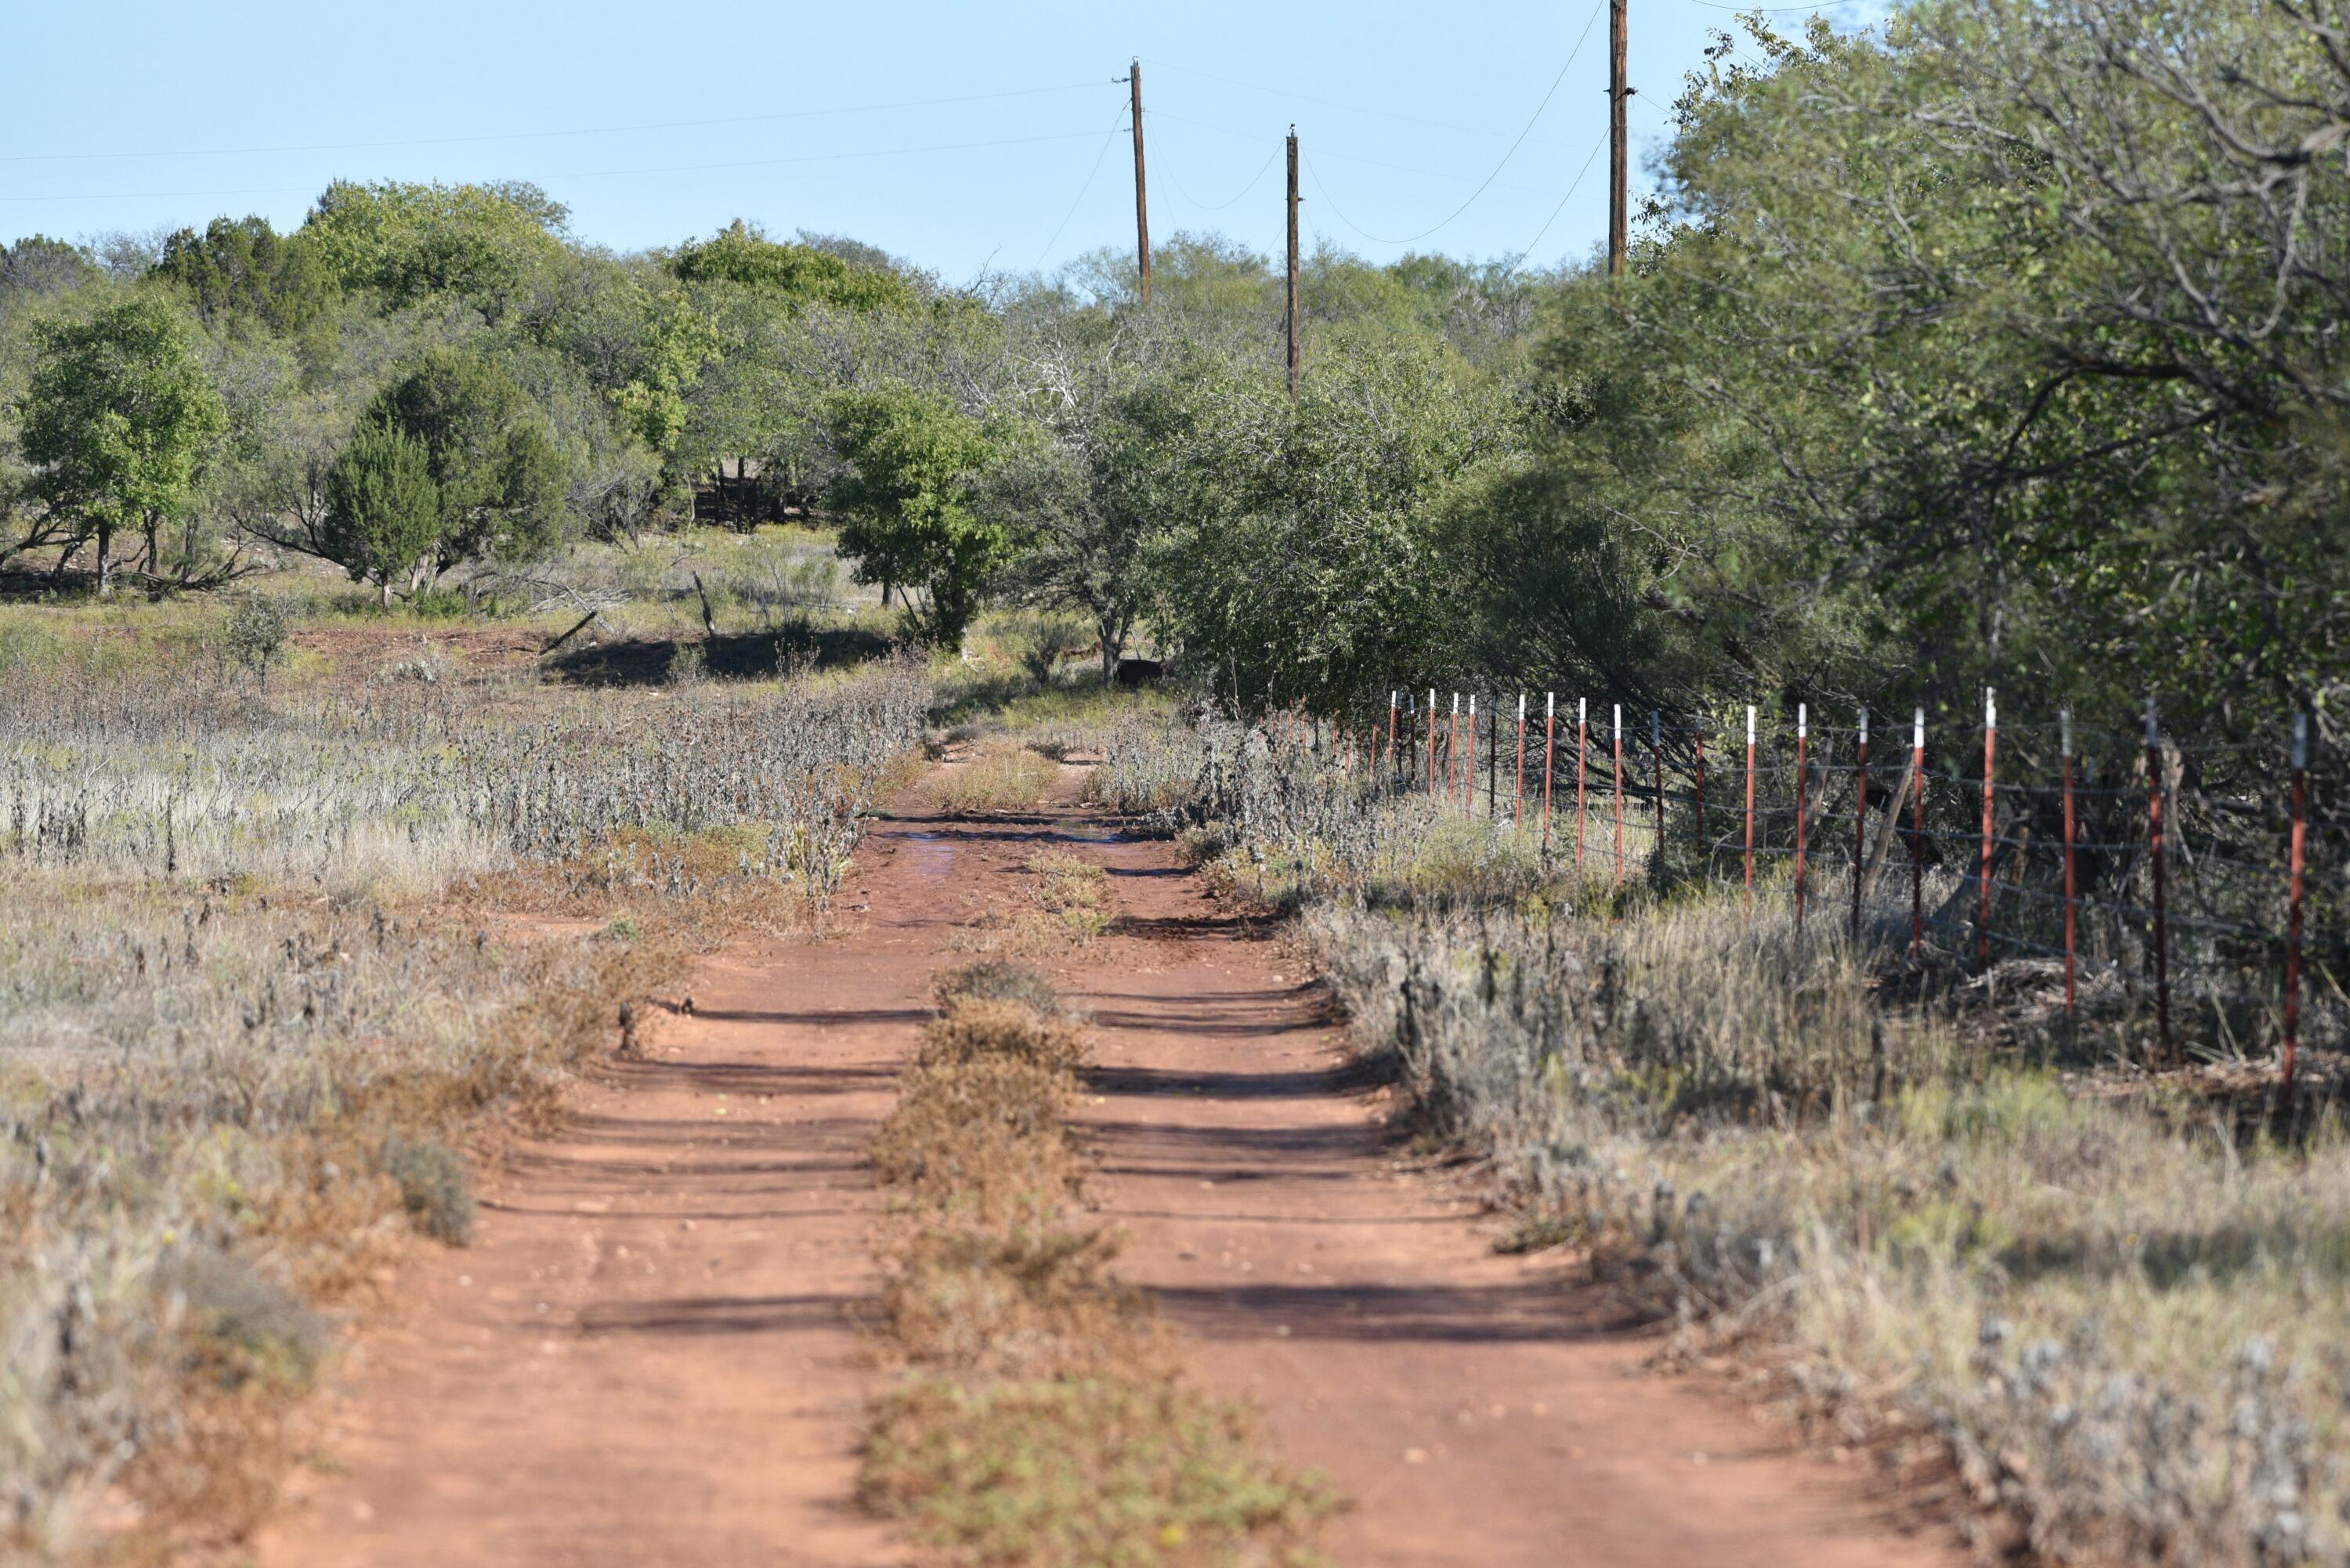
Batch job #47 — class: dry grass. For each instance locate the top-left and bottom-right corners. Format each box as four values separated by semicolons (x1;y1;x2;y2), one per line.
932;851;1116;960
868;1056;1088;1225
861;955;1331;1567
0;599;930;1565
934;959;1067;1017
862;1376;1329;1568
917;997;1090;1074
931;744;1059;816
1021;851;1111;945
1309;887;2350;1566
878;1224;1158;1381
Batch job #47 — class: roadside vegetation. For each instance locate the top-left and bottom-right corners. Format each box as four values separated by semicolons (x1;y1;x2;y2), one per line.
1099;708;2350;1567
0;600;926;1563
861;960;1332;1567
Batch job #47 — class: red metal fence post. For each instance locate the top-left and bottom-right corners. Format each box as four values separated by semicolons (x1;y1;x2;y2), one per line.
1910;708;1925;960
1514;693;1527;830
1386;690;1399;781
1979;688;1996;974
2146;696;2171;1061
1795;702;1810;930
1542;692;1556;854
2061;708;2077;1017
1613;703;1627;888
1850;705;1870;942
1391;691;1410;789
2285;710;2308;1094
1744;705;1756;923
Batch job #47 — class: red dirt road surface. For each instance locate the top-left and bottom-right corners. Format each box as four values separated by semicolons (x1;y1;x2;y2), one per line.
255;764;1960;1568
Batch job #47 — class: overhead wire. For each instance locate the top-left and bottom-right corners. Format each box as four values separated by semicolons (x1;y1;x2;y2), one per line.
1151;107;1553;197
1508;128;1611;266
1144;58;1515;142
1166;147;1281;212
1035;102;1133;269
5;29;1694;268
1683;0;1863;11
1289;0;1607;246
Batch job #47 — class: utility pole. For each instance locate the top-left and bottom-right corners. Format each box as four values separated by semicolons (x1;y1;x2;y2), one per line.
1285;126;1300;396
1608;0;1629;276
1130;59;1152;303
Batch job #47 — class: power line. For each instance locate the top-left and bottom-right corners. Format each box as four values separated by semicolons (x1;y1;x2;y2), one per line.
0;81;1110;166
1285;0;1607;246
1166;147;1280;213
1144;58;1515;143
0;127;1119;206
1510;128;1611;267
1036;105;1133;269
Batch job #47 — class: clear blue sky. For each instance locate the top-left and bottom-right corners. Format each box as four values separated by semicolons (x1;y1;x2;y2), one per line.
2;0;1881;281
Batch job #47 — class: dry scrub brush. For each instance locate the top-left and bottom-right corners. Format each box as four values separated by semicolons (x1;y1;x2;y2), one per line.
1311;891;2350;1568
930;743;1058;817
0;625;930;1563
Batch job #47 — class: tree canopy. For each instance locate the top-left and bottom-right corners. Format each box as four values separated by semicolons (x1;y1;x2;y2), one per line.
670;220;920;314
823;383;1004;646
155;216;336;334
361;347;568;575
16;294;226;594
301;179;569;323
321;419;440;604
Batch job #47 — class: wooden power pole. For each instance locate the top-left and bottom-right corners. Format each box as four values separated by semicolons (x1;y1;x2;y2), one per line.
1285;126;1300;395
1608;0;1629;276
1130;59;1152;304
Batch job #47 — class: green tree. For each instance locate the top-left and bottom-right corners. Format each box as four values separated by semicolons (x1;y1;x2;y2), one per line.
0;235;98;300
1145;334;1513;710
823;383;1004;646
154;215;336;333
320;421;441;605
363;348;568;576
300;179;568;324
16;294;226;596
612;291;723;455
1480;2;2350;732
671;220;917;313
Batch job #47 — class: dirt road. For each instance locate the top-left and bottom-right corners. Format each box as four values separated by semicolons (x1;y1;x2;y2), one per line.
257;767;1958;1567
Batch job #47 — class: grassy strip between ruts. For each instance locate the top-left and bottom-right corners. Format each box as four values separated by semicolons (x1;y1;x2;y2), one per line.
859;959;1335;1568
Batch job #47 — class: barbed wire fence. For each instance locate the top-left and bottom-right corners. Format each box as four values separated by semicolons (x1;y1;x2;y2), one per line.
1237;685;2343;1095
